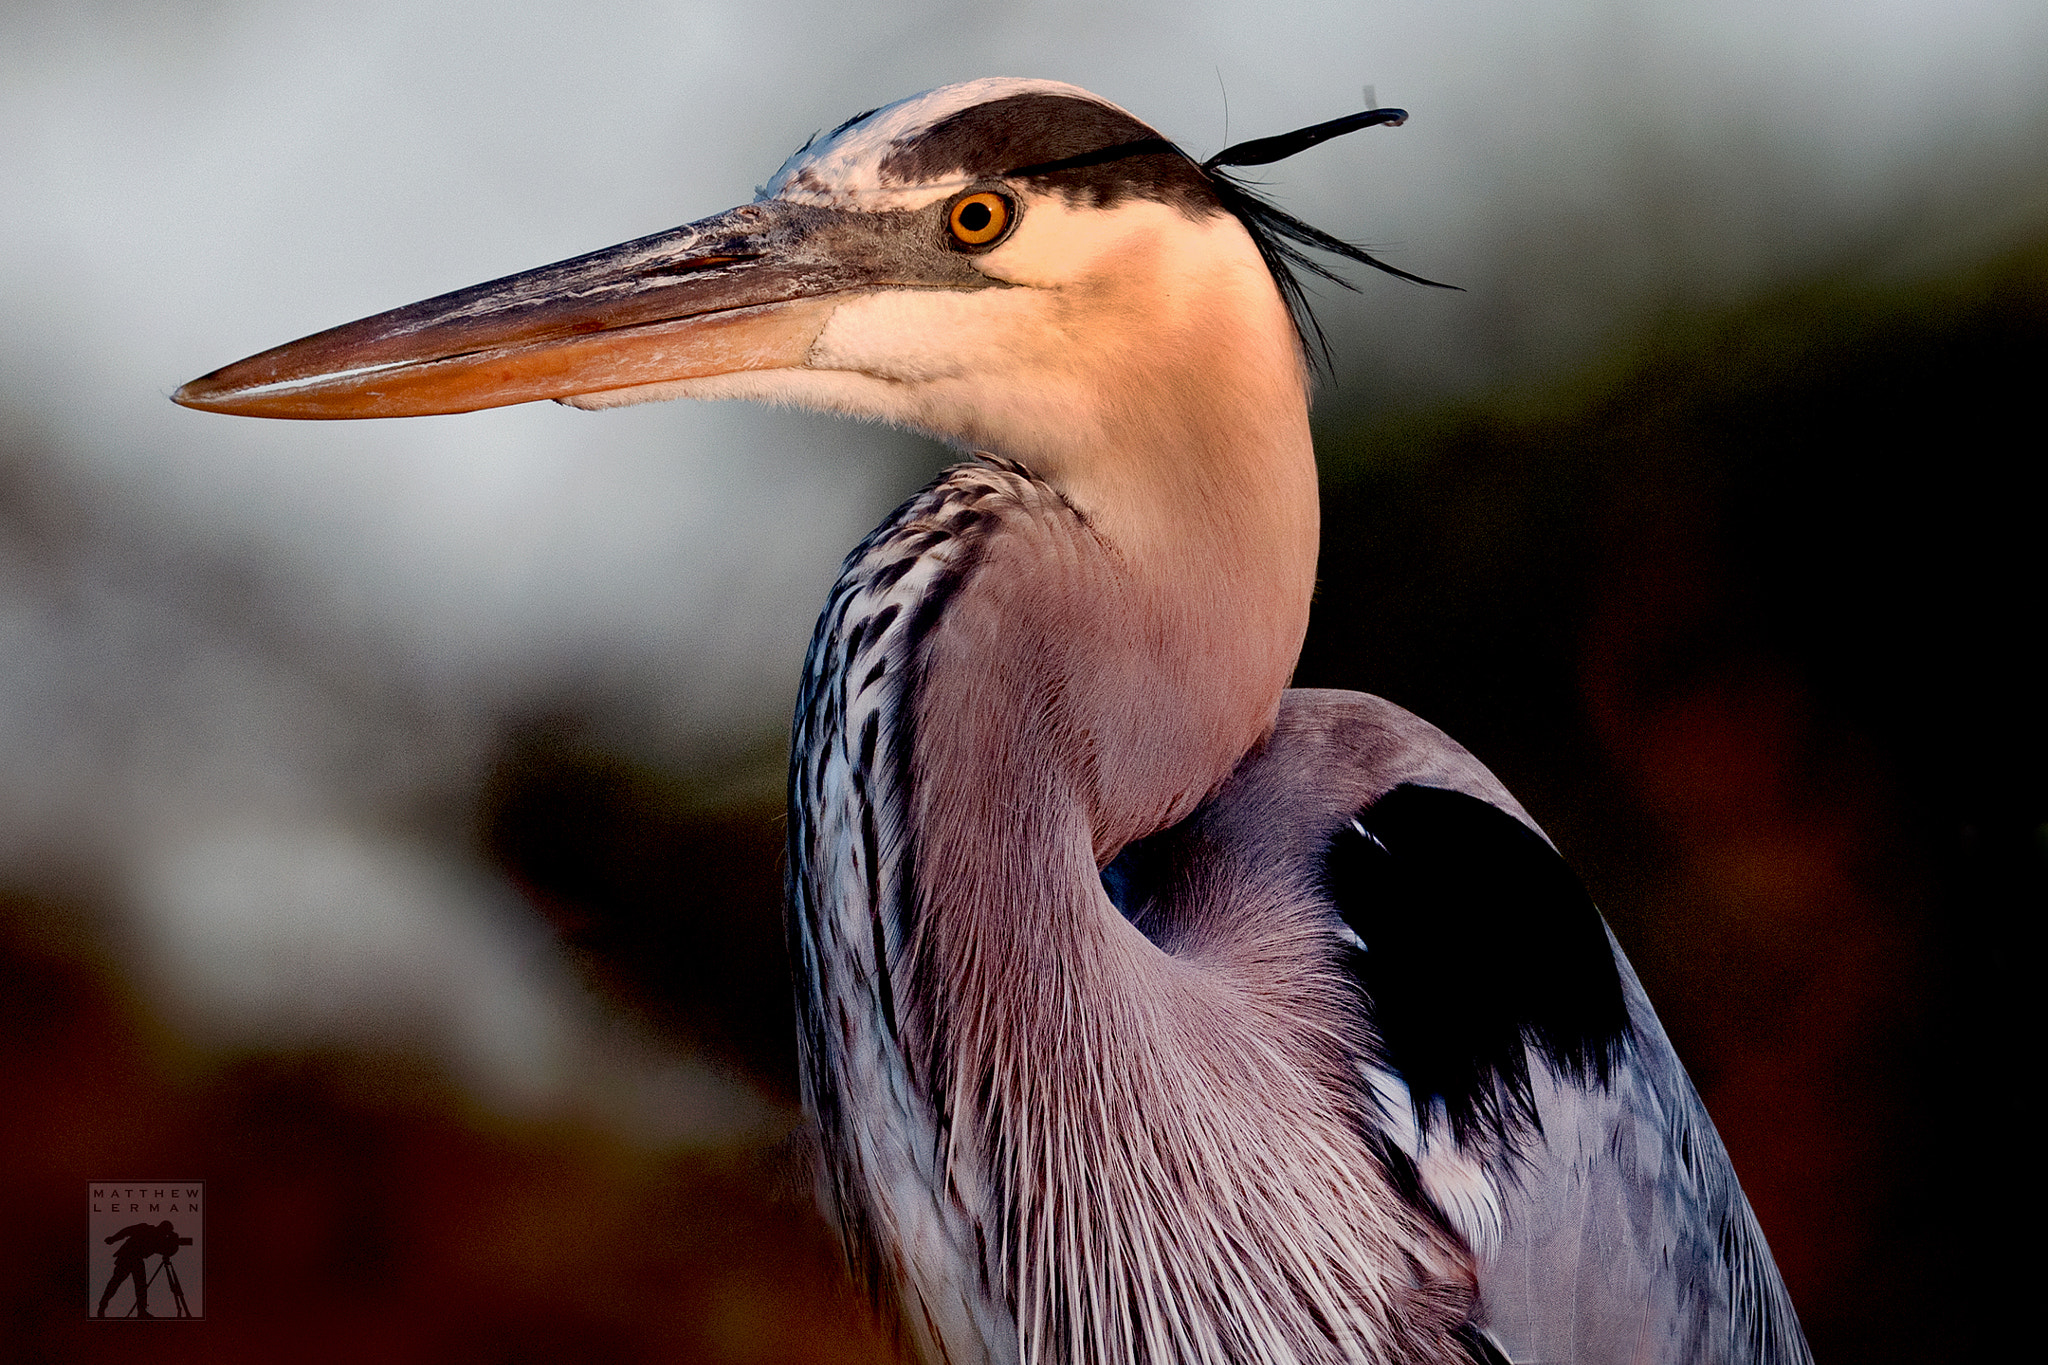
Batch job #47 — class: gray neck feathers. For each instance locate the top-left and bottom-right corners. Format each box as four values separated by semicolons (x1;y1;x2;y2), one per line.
791;459;1475;1365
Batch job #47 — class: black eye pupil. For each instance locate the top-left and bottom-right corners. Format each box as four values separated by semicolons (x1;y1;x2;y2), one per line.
959;202;992;232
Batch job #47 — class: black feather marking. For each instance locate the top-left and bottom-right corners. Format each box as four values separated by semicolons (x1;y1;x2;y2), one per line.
1003;135;1179;179
860;792;896;1038
1203;107;1410;169
1453;1322;1514;1365
1323;783;1631;1149
900;553;973;659
1360;1127;1433;1224
858;708;881;775
870;554;917;591
884;481;994;1083
1206;102;1458;366
859;603;901;653
788;467;1040;1331
787;103;879;168
830;106;882;140
1209;172;1459;372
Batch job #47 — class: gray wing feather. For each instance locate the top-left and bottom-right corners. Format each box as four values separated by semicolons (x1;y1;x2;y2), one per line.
1470;949;1810;1364
1255;690;1811;1365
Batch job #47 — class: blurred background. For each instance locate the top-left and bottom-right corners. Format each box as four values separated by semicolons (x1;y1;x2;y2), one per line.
3;1;2042;1359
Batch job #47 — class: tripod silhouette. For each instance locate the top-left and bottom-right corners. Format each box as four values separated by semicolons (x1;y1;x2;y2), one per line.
141;1249;193;1318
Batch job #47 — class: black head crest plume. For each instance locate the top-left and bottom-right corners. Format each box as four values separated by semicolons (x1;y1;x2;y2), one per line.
1203;106;1413;171
987;94;1454;370
1201;102;1459;369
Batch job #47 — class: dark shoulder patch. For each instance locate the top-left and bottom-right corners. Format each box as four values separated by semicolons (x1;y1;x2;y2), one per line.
1324;784;1631;1148
879;92;1221;216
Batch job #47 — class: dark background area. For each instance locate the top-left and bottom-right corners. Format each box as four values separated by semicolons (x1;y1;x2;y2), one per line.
7;227;2040;1361
1301;236;2043;1362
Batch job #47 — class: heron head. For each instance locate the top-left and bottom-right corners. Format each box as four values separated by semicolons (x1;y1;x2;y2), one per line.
172;80;1398;475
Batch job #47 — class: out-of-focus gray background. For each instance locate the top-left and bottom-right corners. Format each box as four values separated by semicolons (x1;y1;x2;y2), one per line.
5;2;2042;1359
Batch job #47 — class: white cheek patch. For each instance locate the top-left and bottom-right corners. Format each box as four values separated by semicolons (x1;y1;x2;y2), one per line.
806;287;1031;385
558;366;959;446
979;198;1272;347
976;197;1184;289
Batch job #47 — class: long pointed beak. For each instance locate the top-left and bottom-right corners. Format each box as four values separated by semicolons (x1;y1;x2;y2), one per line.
174;201;882;419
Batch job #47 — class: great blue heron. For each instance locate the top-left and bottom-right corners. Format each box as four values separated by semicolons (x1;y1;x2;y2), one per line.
176;79;1811;1365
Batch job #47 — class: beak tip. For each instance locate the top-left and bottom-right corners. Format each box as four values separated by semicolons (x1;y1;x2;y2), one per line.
171;371;235;413
173;367;284;417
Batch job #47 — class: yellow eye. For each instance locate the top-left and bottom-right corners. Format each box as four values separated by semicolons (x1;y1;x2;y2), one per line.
948;192;1012;248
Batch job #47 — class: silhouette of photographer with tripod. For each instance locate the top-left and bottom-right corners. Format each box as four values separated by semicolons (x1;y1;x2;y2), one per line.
96;1219;193;1318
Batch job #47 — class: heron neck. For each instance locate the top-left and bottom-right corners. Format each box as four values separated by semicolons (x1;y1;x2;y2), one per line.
1031;359;1321;855
891;441;1468;1360
906;374;1321;925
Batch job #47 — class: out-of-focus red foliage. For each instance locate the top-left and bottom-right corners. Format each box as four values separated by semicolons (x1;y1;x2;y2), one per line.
1;896;896;1365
